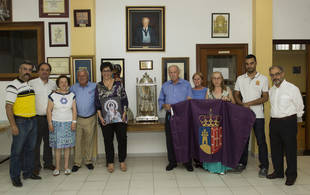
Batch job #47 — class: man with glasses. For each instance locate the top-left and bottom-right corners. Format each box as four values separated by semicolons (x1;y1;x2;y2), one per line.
234;54;269;177
267;65;304;186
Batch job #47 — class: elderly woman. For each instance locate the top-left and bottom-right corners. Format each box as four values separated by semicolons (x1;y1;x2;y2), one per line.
203;71;235;174
47;75;77;176
95;62;128;173
191;72;207;168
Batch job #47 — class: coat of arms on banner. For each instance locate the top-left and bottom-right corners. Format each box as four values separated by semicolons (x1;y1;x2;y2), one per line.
199;109;223;154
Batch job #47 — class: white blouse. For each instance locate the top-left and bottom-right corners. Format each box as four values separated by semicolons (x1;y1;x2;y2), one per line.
49;91;75;122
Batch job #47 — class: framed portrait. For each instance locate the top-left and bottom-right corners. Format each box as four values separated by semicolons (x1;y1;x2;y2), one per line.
139;60;153;70
126;6;165;51
74;9;91;27
162;57;189;84
47;57;70;75
211;13;230;38
0;0;12;23
49;22;68;47
101;58;125;86
39;0;69;18
70;56;96;84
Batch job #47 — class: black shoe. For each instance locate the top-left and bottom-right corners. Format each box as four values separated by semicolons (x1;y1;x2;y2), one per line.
33;169;40;176
11;178;22;187
258;168;268;178
86;164;94;170
23;174;42;180
43;164;55;170
266;172;284;179
285;177;296;186
185;165;194;172
194;162;203;168
166;163;177;171
236;163;246;171
71;165;80;172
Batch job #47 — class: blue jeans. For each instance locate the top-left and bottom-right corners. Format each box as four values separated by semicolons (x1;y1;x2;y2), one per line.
10;117;37;180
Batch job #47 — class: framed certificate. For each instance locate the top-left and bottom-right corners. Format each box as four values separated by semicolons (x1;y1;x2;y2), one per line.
39;0;69;18
48;22;68;47
70;56;96;84
47;57;70;75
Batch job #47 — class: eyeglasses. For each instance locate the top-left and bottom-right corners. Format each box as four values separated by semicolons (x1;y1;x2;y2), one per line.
102;70;112;73
270;72;282;77
211;77;222;80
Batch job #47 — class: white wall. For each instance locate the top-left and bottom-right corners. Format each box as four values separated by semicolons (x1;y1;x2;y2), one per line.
96;0;252;154
273;0;310;39
1;0;253;155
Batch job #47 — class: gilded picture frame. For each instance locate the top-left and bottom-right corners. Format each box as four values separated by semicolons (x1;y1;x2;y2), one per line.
126;6;165;51
47;57;70;75
211;13;230;38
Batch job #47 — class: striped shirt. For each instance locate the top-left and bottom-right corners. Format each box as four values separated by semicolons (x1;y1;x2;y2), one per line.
6;78;36;117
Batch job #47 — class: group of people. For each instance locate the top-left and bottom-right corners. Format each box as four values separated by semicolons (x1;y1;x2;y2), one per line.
5;54;303;187
159;54;304;186
5;61;128;187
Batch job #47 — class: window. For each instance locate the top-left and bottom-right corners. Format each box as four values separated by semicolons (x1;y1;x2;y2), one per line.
292;44;306;50
275;44;289;50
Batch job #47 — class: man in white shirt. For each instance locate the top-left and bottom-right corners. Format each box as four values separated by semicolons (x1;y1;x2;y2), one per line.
267;65;304;186
29;63;57;175
234;54;269;177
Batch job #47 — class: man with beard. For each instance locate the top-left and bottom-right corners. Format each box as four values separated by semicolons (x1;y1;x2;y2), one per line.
158;65;193;172
233;54;269;177
267;65;304;186
29;63;57;175
5;61;41;187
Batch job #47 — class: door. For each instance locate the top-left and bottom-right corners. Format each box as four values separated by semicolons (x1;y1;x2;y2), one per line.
196;44;248;89
273;40;310;155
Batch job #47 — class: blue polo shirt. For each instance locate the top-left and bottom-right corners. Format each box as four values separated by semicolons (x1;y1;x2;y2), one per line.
70;82;96;117
158;79;192;110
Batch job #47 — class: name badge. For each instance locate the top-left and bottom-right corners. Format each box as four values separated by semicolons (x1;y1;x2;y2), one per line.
256;80;260;86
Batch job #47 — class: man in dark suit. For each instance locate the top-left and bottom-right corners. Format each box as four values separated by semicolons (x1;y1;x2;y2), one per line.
133;16;158;46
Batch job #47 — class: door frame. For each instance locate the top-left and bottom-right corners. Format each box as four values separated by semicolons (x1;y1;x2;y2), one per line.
196;44;248;84
273;39;310;155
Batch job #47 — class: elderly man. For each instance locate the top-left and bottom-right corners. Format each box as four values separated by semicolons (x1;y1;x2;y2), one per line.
234;54;269;177
71;69;97;172
6;61;41;187
29;62;57;175
158;65;193;171
267;65;304;186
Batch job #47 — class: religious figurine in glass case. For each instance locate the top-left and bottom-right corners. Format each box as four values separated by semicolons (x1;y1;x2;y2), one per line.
136;73;158;121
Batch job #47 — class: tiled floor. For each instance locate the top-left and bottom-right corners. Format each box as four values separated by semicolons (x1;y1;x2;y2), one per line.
0;156;310;195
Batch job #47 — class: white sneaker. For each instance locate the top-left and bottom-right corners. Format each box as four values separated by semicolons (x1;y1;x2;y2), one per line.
53;169;60;176
64;169;71;175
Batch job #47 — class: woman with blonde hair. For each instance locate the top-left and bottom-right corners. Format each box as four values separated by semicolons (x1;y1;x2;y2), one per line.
203;71;235;174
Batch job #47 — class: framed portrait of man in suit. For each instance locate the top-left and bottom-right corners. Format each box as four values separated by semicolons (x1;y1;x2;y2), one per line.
126;6;165;51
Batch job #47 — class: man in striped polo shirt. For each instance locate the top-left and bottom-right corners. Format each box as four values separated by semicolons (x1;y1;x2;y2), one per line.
5;61;42;187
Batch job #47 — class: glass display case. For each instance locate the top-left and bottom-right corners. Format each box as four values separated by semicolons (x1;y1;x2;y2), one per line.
136;73;158;121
